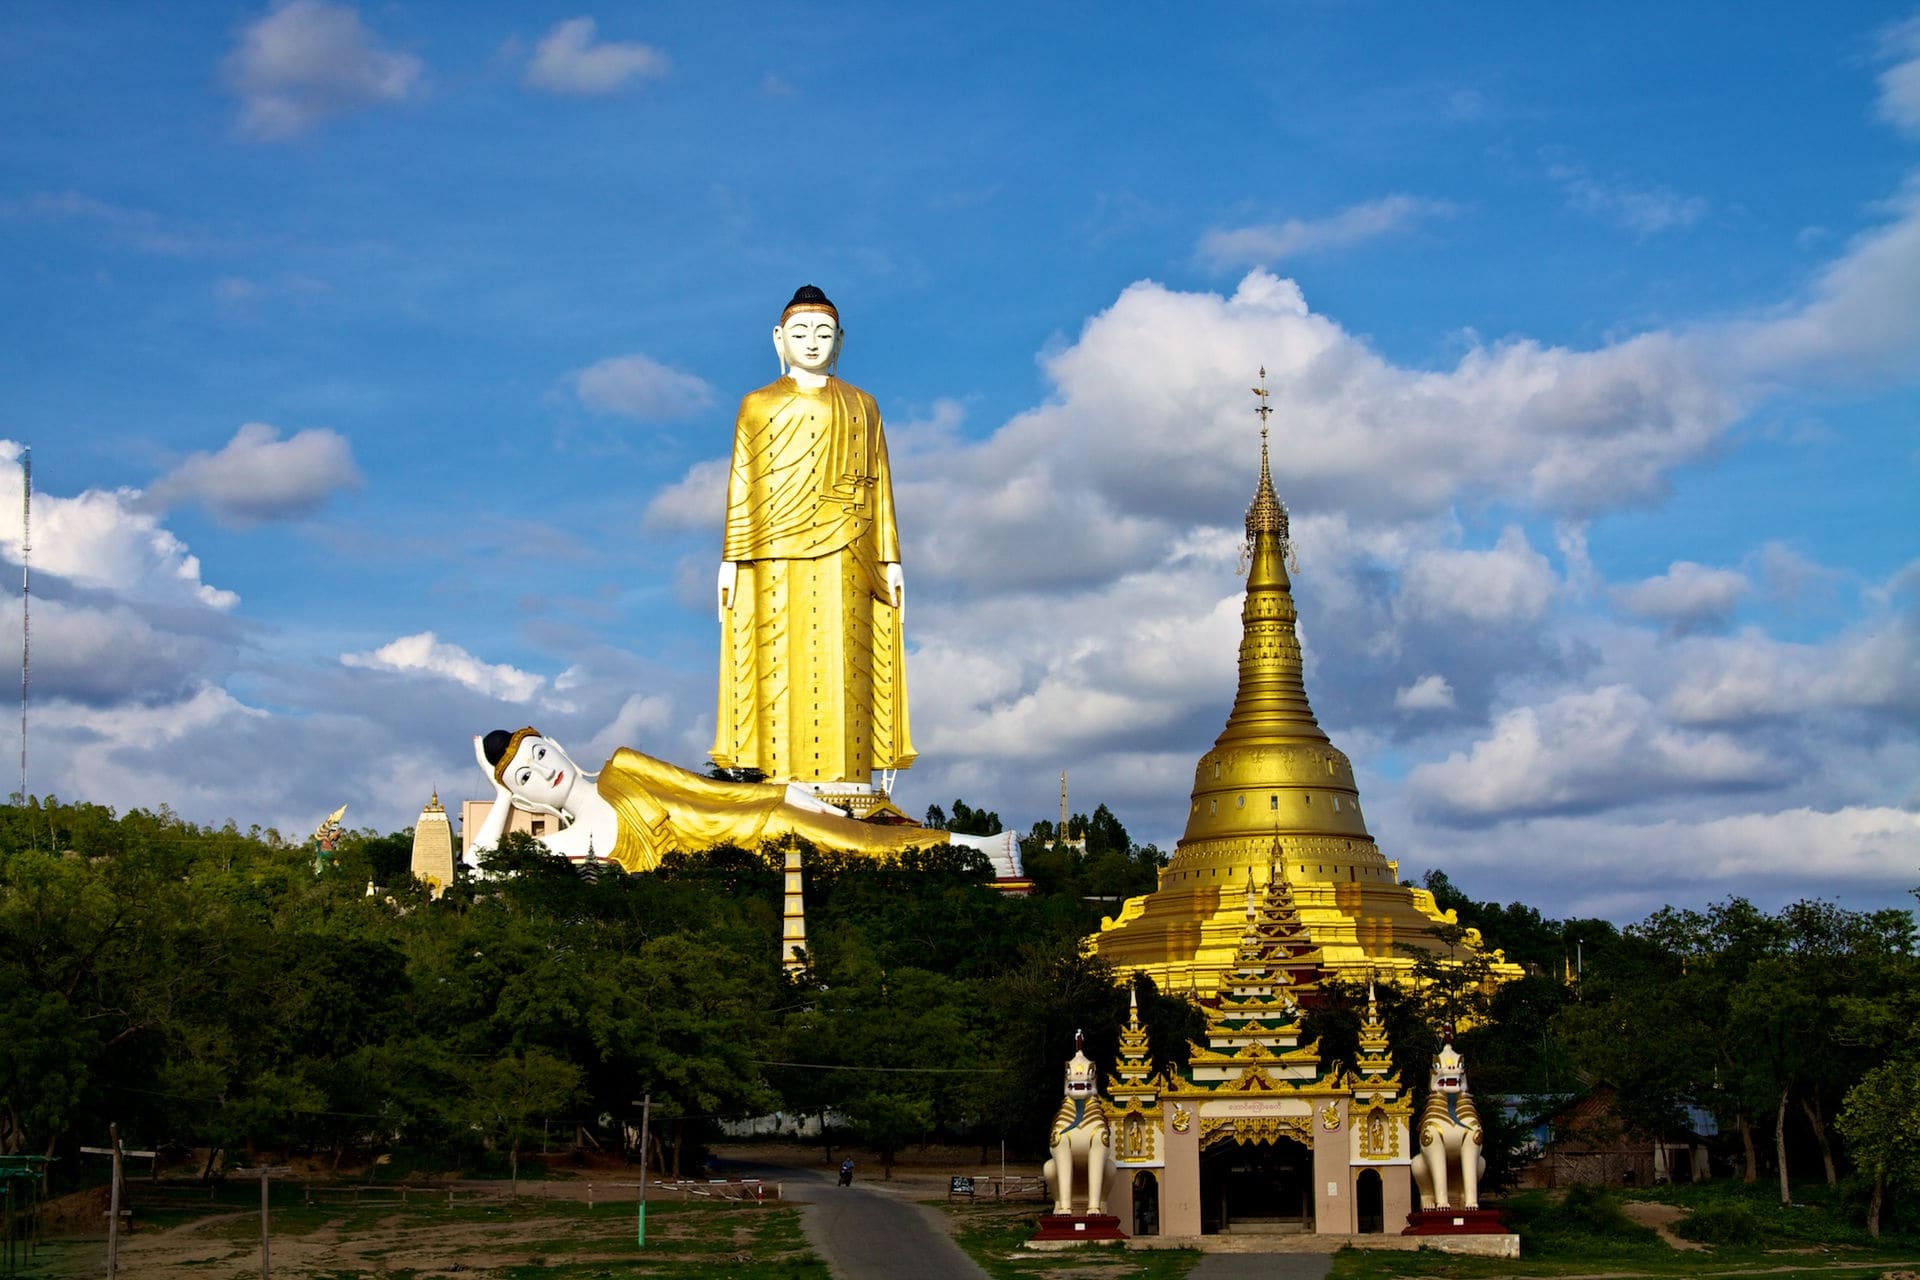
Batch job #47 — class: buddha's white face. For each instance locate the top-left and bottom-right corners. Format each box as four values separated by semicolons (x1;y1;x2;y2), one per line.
505;735;579;811
775;311;839;375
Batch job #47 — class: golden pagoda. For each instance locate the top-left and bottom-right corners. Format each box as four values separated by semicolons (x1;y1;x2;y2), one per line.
1091;375;1519;995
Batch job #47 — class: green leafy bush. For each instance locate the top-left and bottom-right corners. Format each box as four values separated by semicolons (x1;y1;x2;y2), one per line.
1495;1185;1663;1259
1556;1183;1650;1237
1673;1199;1762;1245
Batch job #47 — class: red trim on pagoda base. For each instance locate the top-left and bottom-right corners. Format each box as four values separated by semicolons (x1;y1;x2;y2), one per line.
1403;1207;1508;1235
1031;1213;1127;1242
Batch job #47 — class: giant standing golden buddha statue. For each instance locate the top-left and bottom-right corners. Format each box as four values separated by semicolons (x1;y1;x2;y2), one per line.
712;286;916;801
1091;377;1519;995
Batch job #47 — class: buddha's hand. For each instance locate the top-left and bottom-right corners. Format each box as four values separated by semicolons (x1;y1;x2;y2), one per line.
717;561;739;615
885;562;904;609
473;735;512;802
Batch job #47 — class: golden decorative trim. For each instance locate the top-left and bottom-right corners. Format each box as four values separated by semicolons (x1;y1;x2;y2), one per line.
492;727;538;784
1202;1115;1313;1151
781;299;839;324
1320;1102;1341;1131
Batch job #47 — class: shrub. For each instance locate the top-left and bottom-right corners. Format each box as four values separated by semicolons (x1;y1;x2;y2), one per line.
1497;1184;1663;1258
1674;1200;1763;1246
1557;1183;1646;1237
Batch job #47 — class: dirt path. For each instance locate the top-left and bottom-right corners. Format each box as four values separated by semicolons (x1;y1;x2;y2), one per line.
1620;1200;1705;1251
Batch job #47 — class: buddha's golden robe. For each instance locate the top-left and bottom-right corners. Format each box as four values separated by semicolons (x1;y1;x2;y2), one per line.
712;376;915;783
598;747;941;873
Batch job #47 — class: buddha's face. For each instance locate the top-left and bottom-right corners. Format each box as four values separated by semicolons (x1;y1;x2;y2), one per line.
504;735;579;810
775;310;840;375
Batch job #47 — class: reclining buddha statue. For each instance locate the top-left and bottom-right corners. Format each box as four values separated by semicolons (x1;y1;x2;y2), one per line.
467;728;1009;875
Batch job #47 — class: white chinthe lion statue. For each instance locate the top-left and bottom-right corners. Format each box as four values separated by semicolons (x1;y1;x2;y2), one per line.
1042;1031;1115;1216
1413;1037;1487;1210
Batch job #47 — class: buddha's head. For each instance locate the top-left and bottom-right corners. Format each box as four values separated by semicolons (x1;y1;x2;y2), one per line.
774;284;841;377
484;727;582;816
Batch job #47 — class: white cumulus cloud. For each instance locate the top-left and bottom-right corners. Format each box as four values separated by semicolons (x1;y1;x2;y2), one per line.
1399;805;1920;920
142;423;361;526
525;17;669;95
341;632;544;702
1406;685;1784;822
1395;528;1557;626
572;353;714;421
1720;178;1920;382
0;441;237;610
1876;16;1920;138
1661;573;1920;725
1395;674;1457;712
642;457;727;533
223;1;423;140
1612;561;1750;633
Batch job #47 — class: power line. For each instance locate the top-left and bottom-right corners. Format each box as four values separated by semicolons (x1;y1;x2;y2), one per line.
752;1059;1013;1074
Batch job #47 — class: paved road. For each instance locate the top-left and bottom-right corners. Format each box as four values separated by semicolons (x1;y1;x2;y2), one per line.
761;1168;989;1280
1189;1256;1332;1280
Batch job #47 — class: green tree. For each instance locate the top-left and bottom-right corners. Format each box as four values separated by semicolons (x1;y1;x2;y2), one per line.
1835;1056;1920;1238
461;1049;584;1193
843;1091;933;1180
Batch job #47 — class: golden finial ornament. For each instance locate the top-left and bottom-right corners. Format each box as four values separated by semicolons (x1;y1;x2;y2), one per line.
1244;368;1290;583
1242;368;1290;569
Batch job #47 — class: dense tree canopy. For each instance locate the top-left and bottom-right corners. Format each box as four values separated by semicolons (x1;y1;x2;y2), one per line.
1406;866;1920;1232
3;795;1913;1230
0;797;1186;1180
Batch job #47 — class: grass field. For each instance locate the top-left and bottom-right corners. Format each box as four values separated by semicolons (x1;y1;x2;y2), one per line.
17;1174;1920;1279
931;1181;1920;1280
1325;1182;1920;1280
17;1188;827;1279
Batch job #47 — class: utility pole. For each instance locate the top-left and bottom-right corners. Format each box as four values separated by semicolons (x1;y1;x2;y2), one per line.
17;444;28;804
80;1128;152;1280
236;1166;290;1279
635;1094;651;1248
105;1124;120;1280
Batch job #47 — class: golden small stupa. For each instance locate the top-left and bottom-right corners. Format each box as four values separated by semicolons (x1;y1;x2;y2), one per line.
410;790;455;899
1091;374;1519;995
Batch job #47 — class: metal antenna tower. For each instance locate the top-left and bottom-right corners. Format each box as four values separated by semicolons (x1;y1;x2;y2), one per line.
18;445;28;804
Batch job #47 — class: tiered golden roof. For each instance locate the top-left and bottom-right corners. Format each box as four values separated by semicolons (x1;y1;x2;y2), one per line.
1110;988;1164;1105
1105;988;1168;1163
1354;981;1397;1083
1091;375;1520;995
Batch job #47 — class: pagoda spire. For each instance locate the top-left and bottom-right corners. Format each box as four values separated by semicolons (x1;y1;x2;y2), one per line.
1086;372;1523;1000
1244;368;1289;547
1215;371;1322;750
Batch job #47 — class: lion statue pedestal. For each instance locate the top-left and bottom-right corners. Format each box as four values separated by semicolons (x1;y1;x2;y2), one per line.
1030;1032;1126;1246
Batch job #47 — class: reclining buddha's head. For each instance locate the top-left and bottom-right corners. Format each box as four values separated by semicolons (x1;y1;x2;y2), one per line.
484;727;583;815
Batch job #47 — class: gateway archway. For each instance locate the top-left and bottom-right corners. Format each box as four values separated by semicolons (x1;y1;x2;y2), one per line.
1201;1136;1312;1235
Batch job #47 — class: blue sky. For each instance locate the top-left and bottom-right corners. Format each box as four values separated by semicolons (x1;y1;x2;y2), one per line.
1;2;1915;920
